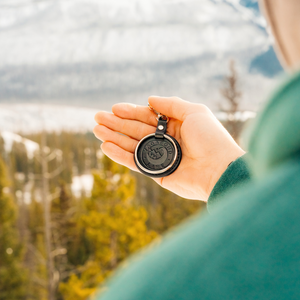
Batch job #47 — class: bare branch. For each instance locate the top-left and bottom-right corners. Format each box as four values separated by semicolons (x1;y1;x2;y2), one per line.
47;190;61;201
32;276;47;289
51;248;67;258
27;243;46;265
46;151;59;162
45;164;65;179
219;60;243;141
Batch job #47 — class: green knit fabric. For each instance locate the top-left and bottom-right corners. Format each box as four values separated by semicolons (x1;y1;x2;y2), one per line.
95;69;300;300
207;154;251;211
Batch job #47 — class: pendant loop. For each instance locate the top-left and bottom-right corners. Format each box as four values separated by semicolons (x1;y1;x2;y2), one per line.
148;104;169;123
155;117;167;139
133;103;182;178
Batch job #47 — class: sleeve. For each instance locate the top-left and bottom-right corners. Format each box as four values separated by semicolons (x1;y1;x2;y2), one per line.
207;154;251;212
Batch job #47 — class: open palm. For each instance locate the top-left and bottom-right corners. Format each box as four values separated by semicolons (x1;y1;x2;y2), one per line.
94;96;244;201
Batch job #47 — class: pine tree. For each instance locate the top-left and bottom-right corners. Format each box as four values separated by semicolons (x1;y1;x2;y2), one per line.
26;196;48;300
0;157;27;300
0;135;5;162
134;173;203;234
59;157;158;299
10;141;29;180
51;182;89;300
219;60;244;142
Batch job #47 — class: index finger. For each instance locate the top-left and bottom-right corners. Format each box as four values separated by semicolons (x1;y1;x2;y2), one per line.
112;103;158;127
148;96;198;121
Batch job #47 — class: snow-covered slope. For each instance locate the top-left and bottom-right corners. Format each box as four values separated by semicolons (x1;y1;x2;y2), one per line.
0;0;266;65
0;0;281;111
1;131;39;158
0;103;99;133
0;103;256;134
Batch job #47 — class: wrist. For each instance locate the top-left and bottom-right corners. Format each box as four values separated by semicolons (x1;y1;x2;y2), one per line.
205;148;246;200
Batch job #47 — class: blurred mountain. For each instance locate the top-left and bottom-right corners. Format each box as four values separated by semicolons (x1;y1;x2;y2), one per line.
0;0;282;111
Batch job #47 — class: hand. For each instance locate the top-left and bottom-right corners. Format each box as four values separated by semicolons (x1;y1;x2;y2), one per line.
94;96;245;201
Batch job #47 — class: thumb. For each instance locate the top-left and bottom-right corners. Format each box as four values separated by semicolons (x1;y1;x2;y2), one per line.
148;96;197;121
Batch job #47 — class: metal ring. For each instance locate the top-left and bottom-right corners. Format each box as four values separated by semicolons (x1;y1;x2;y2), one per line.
148;104;169;123
134;133;178;175
148;104;160;115
156;115;169;123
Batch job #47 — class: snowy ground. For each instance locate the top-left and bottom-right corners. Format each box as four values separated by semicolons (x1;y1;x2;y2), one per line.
71;174;94;198
0;103;256;134
0;103;99;133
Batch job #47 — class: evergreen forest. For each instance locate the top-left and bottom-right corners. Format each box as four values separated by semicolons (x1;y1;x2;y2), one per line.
0;131;204;300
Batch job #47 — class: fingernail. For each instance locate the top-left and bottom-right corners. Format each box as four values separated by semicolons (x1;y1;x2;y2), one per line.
93;126;103;141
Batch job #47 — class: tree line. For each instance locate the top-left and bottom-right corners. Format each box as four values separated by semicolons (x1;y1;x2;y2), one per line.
0;131;203;300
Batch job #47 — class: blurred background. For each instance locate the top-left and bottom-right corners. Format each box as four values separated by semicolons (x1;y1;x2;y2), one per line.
0;0;283;299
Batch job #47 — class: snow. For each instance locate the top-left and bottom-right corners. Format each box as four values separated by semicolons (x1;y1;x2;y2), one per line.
0;0;267;65
0;103;256;135
215;110;256;122
1;130;39;158
224;0;266;27
0;104;99;133
71;174;94;198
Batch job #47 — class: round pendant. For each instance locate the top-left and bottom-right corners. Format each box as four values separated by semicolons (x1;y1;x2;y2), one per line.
134;133;182;178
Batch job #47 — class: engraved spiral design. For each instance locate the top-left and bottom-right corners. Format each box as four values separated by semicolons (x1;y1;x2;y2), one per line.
140;138;175;171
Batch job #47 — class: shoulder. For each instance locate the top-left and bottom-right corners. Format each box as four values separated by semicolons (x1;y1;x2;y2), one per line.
97;157;300;300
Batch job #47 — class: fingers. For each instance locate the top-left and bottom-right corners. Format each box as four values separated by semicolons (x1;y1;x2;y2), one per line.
101;141;162;186
101;142;138;172
95;111;156;140
112;103;158;127
94;125;138;153
148;96;200;121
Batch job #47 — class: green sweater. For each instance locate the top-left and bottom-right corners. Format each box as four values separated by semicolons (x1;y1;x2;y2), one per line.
96;70;300;300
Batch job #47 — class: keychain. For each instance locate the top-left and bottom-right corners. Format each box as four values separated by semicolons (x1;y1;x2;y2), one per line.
134;104;182;178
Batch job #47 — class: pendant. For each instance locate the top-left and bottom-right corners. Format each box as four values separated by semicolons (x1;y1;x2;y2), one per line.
134;105;182;178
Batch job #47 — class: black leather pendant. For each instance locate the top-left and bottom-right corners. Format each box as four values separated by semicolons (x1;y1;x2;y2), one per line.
134;116;182;178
